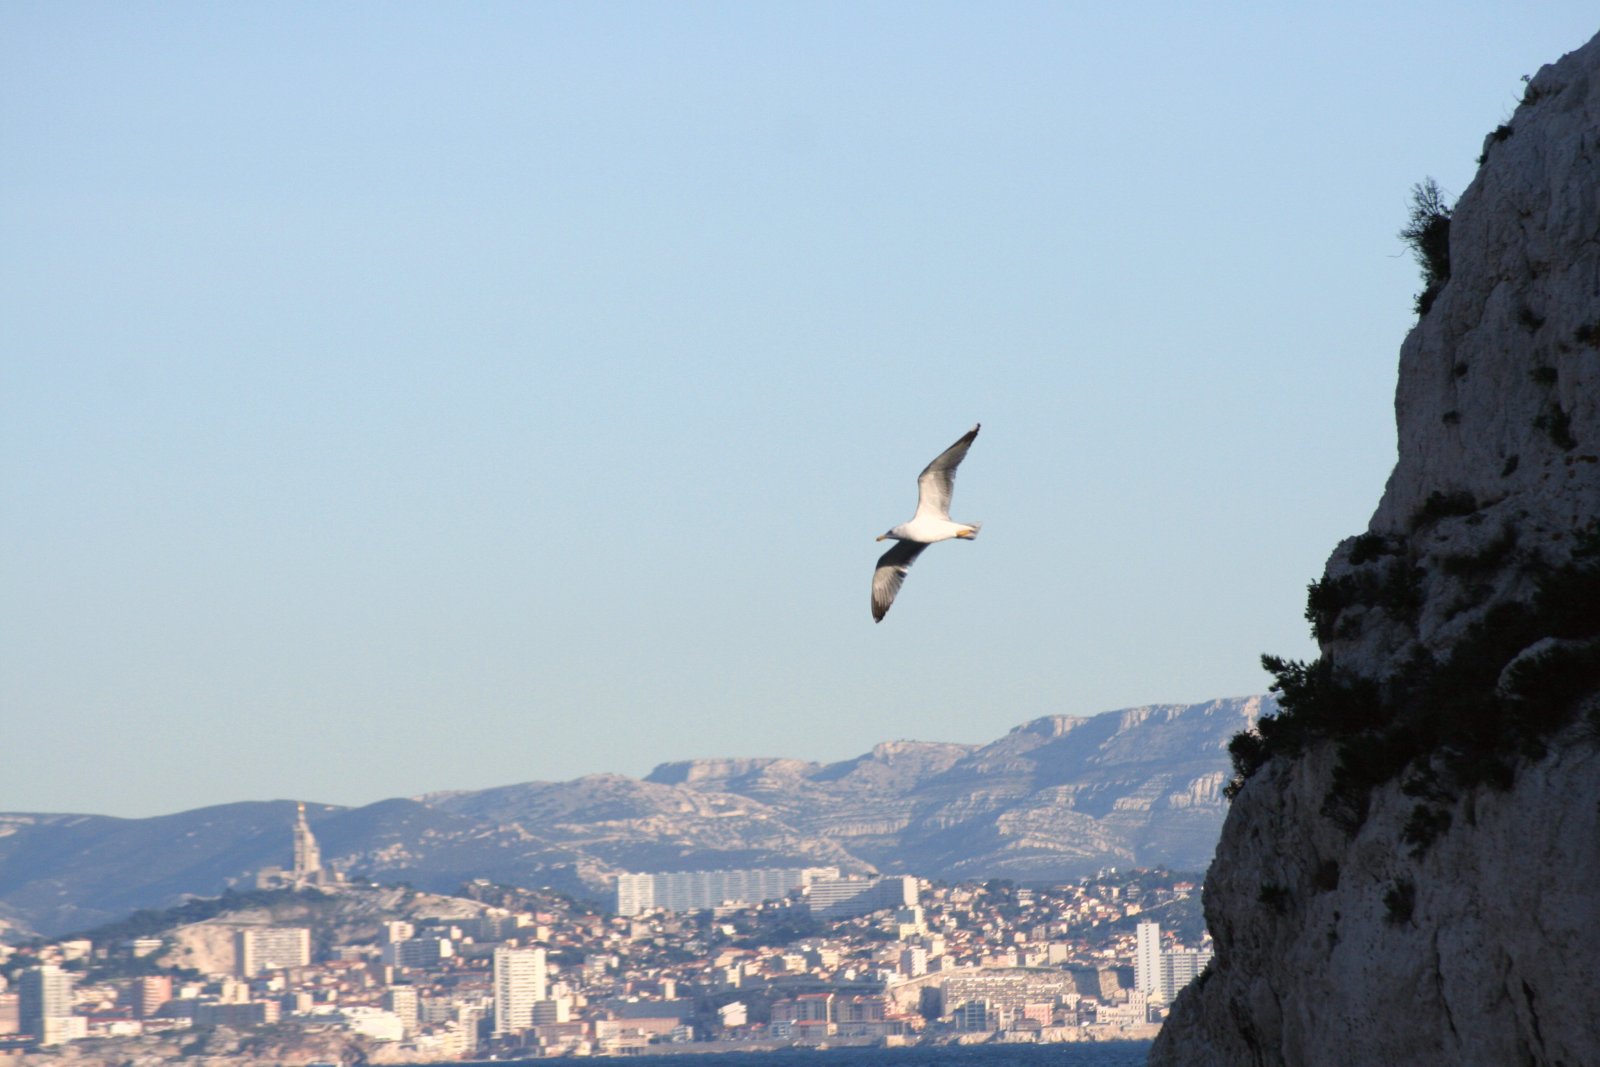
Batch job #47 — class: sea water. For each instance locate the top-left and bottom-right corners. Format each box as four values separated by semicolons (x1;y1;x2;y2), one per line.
464;1044;1151;1067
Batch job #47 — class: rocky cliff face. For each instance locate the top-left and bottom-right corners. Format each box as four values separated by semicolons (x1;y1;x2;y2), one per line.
1152;31;1600;1067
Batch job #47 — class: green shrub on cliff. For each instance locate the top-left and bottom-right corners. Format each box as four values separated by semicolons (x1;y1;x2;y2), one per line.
1226;524;1600;823
1401;178;1453;314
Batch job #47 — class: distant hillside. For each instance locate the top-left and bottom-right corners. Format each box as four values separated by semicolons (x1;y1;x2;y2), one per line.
0;696;1264;940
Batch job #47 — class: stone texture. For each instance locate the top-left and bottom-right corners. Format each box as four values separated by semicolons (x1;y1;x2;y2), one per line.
1152;29;1600;1067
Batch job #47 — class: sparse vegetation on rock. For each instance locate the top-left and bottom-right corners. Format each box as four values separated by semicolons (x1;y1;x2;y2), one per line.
1399;177;1453;314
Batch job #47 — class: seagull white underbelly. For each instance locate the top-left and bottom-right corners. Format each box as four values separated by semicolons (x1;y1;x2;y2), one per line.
899;515;973;543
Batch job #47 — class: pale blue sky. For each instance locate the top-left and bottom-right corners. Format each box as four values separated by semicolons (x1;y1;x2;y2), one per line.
5;5;1596;818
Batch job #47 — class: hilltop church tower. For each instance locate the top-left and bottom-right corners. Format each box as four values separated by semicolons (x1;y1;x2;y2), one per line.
291;802;322;885
254;802;340;890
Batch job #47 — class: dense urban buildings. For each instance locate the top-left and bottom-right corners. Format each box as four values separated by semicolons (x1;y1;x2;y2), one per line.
0;815;1207;1058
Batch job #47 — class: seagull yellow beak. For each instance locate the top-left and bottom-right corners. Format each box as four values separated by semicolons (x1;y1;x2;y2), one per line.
876;534;889;541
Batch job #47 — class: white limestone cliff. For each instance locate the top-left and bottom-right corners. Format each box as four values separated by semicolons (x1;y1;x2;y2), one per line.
1151;30;1600;1067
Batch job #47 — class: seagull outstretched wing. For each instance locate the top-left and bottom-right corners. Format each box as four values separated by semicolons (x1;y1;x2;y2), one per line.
871;539;929;622
913;424;980;521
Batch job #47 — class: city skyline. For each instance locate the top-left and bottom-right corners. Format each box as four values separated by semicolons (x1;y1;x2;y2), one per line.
0;861;1196;1055
0;696;1260;942
0;774;1207;1055
6;6;1599;818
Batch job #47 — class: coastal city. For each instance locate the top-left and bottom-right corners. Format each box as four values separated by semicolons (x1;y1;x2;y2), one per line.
0;807;1208;1060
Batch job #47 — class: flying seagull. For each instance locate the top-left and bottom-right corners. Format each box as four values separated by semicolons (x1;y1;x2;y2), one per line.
872;423;982;622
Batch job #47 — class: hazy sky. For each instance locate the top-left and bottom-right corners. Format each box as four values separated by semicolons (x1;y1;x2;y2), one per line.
5;5;1596;818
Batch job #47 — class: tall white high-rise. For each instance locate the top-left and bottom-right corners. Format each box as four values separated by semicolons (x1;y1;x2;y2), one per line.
492;947;547;1035
382;985;420;1035
1134;920;1163;1002
1163;946;1213;1000
615;866;839;916
19;964;75;1046
805;875;918;919
237;926;312;977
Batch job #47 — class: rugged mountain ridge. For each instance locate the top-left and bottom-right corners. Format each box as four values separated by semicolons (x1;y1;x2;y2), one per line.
0;697;1261;941
1152;31;1600;1067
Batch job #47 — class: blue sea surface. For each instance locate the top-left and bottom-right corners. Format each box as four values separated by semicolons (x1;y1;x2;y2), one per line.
471;1043;1150;1067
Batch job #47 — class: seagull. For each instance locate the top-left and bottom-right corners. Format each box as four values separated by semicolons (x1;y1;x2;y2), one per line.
872;423;982;622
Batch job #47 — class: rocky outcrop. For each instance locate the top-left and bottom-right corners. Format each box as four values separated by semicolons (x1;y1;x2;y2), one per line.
1152;30;1600;1067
